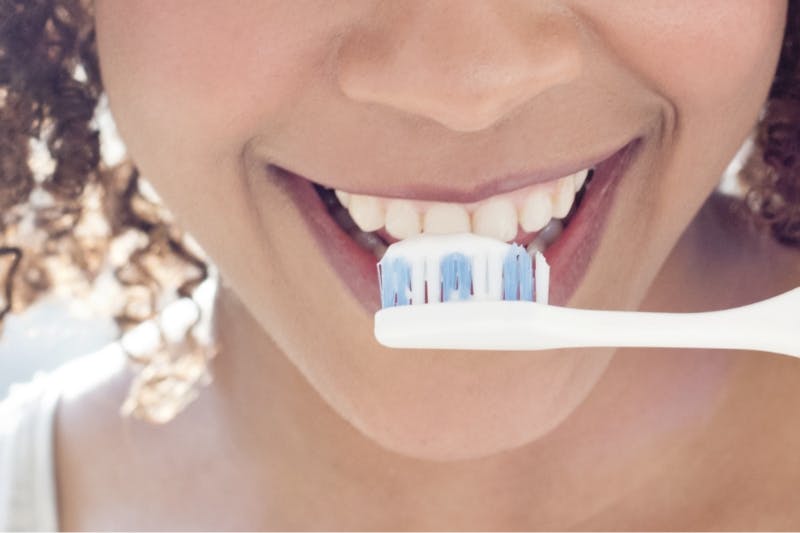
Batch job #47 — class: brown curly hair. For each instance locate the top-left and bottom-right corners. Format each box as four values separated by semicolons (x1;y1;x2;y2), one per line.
1;0;798;422
740;0;800;245
0;0;217;423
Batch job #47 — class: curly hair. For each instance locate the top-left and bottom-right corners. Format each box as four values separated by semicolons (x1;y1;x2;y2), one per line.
1;0;799;422
740;0;800;245
0;0;217;423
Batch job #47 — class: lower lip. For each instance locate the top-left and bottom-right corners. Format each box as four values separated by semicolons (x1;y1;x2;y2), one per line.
272;137;642;314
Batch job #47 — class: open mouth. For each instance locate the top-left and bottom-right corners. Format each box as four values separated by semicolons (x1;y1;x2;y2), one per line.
266;137;642;313
313;167;594;260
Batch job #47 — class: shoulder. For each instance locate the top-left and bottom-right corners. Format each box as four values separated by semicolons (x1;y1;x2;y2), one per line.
0;342;128;532
52;340;223;530
0;341;126;532
0;367;62;531
52;342;135;529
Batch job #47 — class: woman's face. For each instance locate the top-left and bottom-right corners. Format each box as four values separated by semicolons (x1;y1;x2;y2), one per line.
94;1;787;461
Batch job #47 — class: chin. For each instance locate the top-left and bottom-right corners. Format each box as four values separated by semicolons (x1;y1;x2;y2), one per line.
318;345;616;462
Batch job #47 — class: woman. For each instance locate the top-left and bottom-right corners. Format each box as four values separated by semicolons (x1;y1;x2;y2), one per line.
2;0;800;529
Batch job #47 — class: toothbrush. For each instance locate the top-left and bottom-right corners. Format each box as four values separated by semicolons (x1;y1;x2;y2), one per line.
374;233;800;357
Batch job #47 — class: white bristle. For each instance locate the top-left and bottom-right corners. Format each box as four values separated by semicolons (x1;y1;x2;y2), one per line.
425;252;441;303
471;252;488;300
487;247;505;300
535;251;549;304
411;256;425;305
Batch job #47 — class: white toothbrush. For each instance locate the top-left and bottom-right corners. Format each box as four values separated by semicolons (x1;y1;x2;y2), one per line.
374;233;800;357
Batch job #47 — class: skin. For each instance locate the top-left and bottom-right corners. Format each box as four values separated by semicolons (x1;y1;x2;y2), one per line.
52;0;800;529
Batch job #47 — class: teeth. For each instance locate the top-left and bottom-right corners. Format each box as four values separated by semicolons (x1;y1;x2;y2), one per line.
472;199;517;241
348;194;384;232
519;189;552;233
333;166;590;245
352;228;387;257
335;190;351;208
526;219;563;254
540;218;564;241
385;200;421;239
551;174;576;219
572;169;589;191
423;203;470;234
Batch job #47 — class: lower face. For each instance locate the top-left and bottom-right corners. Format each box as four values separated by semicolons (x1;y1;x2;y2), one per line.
94;1;787;461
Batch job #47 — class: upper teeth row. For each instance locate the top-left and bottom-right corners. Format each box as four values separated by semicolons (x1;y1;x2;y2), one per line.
333;168;590;242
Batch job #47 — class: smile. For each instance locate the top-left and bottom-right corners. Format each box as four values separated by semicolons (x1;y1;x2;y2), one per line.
329;166;592;253
267;136;642;312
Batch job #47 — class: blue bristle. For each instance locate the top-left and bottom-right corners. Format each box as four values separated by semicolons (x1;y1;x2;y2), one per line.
455;253;472;300
502;248;518;300
396;258;411;305
378;259;394;308
379;257;411;307
502;245;534;301
441;253;472;301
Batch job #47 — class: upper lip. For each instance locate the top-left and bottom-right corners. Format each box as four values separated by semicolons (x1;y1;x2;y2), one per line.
269;137;635;204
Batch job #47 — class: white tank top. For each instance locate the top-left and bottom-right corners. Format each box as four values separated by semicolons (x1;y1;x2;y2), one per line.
0;343;126;531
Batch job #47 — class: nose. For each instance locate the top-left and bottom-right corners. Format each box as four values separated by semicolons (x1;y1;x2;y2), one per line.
335;1;585;133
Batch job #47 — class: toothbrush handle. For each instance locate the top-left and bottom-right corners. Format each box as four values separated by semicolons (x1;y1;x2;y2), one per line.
528;287;800;357
373;288;800;357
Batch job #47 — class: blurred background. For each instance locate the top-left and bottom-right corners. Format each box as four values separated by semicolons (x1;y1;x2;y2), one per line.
0;292;118;399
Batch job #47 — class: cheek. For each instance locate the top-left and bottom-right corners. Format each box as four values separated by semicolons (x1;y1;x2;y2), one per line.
93;1;345;269
577;1;786;114
568;1;787;310
93;1;340;313
94;1;329;165
649;5;785;115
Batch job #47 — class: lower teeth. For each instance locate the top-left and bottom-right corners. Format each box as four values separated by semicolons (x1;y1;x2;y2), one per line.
314;170;593;259
352;229;387;257
526;219;563;254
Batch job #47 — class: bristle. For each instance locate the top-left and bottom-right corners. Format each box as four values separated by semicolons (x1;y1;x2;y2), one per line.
502;244;534;301
441;253;472;301
518;247;534;301
377;233;549;308
487;248;504;300
471;253;488;300
534;251;549;304
502;247;519;300
410;256;425;305
426;255;442;304
379;256;411;307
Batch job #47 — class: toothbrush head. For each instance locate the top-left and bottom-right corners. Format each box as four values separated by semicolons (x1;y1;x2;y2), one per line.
376;233;549;308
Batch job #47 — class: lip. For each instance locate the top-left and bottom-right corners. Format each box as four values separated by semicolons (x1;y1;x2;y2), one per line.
269;136;643;314
270;142;632;205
